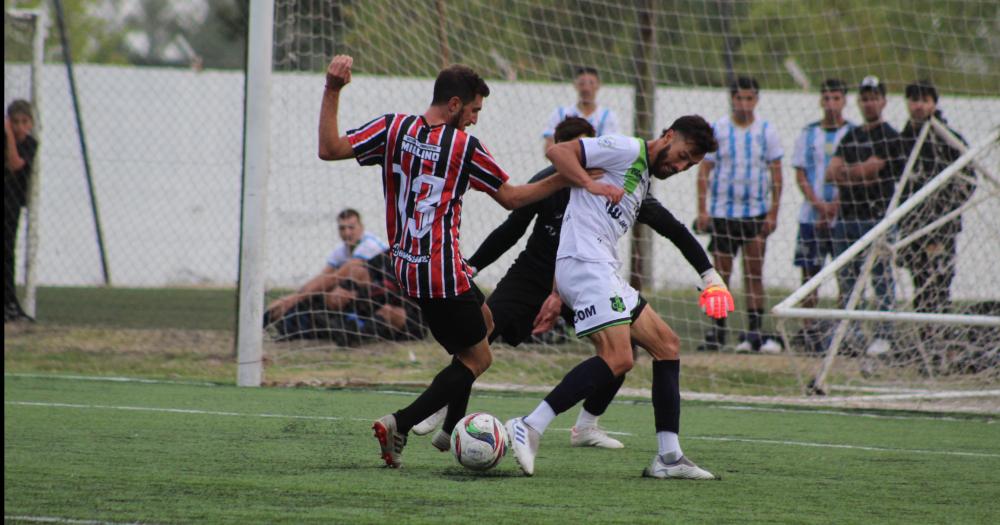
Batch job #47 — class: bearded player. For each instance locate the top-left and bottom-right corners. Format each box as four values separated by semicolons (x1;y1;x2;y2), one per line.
505;115;732;479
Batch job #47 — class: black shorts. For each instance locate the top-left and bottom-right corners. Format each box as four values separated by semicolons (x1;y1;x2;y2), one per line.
412;283;487;354
486;270;573;346
708;215;766;256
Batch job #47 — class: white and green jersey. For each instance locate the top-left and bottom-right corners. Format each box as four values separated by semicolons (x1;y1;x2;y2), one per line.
557;134;650;265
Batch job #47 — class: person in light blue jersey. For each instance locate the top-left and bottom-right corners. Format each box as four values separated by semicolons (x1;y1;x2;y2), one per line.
695;76;784;353
791;79;854;351
542;67;620;155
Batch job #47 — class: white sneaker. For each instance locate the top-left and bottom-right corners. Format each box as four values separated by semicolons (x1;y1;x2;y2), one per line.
642;454;715;480
431;429;451;452
372;414;407;468
505;417;540;476
412;406;447;436
570;426;624;449
760;338;783;354
866;338;891;356
734;340;753;353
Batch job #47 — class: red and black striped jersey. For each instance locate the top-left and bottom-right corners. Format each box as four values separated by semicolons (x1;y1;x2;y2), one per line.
347;113;509;298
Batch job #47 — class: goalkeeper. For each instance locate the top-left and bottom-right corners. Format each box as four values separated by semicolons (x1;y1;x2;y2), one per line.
413;117;733;454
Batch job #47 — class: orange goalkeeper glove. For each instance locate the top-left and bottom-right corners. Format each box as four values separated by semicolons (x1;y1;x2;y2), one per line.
698;269;735;320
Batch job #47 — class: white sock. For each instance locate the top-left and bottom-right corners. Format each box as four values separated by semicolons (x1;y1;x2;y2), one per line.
657;431;683;462
575;408;600;429
523;401;557;435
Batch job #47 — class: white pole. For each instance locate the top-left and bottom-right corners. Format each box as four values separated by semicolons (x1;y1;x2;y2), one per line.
773;131;998;314
773;307;1000;327
21;9;47;318
236;0;274;387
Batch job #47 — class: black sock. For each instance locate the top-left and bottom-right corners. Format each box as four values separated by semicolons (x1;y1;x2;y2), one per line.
394;359;473;434
748;309;763;333
652;359;680;433
582;372;626;417
543;356;616;415
441;359;476;434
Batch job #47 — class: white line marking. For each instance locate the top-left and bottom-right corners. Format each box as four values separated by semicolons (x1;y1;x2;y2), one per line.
688;435;1000;458
4;373;217;387
3;516;148;525
8;400;996;457
714;405;989;422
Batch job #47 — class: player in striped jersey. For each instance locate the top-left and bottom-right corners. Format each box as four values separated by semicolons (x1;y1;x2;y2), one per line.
791;79;854;351
317;55;622;468
542;67;619;154
695;76;784;353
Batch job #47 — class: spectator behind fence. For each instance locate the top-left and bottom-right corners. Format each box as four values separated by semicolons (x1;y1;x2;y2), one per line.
824;76;906;357
791;79;855;352
263;209;425;346
695;76;784;353
898;80;975;319
541;66;619;155
4;99;38;323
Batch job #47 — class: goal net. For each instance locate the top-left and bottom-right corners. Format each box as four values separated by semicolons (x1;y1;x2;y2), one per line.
3;8;46;319
258;0;999;410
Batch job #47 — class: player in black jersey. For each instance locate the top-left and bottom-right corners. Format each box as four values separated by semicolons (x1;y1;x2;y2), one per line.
412;117;720;450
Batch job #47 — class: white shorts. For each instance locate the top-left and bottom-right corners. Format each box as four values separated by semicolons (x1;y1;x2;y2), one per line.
555;257;641;338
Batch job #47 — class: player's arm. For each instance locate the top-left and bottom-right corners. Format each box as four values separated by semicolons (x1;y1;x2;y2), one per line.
796;167;837;224
4;119;25;171
317;55;357;161
491;175;568;210
695;160;713;232
546;139;624;204
467;202;538;272
762;159;782;237
636;195;712;275
532;277;563;334
827;153;884;185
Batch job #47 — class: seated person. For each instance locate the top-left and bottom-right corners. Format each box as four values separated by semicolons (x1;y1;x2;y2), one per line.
264;210;425;345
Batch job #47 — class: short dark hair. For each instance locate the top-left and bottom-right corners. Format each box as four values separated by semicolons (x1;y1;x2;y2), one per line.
729;76;759;95
905;79;938;102
553;117;595;143
7;99;33;120
665;115;718;156
820;78;848;95
431;65;490;105
337;208;361;221
575;66;599;78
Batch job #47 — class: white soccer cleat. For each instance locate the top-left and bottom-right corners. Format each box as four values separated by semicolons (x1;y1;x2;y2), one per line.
372;414;407;468
642;454;715;480
431;429;450;452
760;337;783;354
866;338;892;356
734;340;754;353
505;417;540;476
570;425;624;449
412;406;447;436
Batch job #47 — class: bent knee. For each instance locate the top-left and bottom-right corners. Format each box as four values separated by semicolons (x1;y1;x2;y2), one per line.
607;353;633;376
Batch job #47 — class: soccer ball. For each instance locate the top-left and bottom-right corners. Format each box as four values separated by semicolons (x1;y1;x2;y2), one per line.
451;412;508;471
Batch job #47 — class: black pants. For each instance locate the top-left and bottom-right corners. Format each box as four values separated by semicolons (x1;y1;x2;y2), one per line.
4;201;24;309
901;236;957;314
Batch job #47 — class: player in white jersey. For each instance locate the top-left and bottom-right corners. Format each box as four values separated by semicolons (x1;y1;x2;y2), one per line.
791;79;853;352
695;76;784;353
542;67;619;154
506;116;736;480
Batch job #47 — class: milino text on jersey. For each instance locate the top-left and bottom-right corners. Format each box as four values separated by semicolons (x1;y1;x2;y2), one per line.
400;135;442;161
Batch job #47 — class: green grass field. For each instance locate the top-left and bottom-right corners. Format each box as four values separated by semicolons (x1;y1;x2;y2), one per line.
5;374;999;524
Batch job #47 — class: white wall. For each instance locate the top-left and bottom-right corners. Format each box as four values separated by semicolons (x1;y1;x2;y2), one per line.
5;64;998;301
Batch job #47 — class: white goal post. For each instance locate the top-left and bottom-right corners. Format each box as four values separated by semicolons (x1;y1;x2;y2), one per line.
772;125;1000;394
4;8;47;318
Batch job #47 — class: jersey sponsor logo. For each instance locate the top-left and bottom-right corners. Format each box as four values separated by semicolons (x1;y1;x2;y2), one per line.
610;295;626;313
597;136;615;148
400;135;442;161
392;246;431;264
605;201;623;219
574;304;597;323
